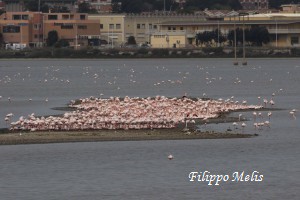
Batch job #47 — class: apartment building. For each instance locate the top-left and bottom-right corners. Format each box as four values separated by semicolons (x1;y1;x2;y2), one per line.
0;12;43;47
0;12;100;48
43;12;100;48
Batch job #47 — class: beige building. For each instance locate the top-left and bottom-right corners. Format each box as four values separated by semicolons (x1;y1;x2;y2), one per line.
88;13;205;47
151;16;300;48
88;14;125;47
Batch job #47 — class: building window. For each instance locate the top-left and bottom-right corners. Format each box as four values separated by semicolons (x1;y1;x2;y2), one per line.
291;36;299;45
34;34;38;39
39;34;43;39
180;27;184;30
109;24;114;29
48;15;58;20
149;24;152;29
3;25;20;33
168;27;171;30
153;25;157;29
100;24;103;29
137;24;140;29
13;15;21;20
78;25;87;29
172;27;176;31
141;24;145;29
62;14;69;20
116;24;121;29
13;14;28;20
22;15;28;20
61;24;73;29
80;15;86;20
34;24;42;30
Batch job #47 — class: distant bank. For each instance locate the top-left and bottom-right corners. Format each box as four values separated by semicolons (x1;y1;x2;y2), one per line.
0;47;299;59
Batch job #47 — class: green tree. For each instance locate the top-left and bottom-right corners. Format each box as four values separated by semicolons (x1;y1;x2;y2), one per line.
249;26;270;46
54;39;70;48
47;30;58;47
213;29;226;45
127;36;136;45
227;26;270;46
0;33;4;48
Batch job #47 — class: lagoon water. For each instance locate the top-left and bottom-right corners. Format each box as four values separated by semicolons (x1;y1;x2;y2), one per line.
0;58;299;199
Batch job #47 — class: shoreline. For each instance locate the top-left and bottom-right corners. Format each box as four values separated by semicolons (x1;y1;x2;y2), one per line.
0;47;299;59
0;129;254;145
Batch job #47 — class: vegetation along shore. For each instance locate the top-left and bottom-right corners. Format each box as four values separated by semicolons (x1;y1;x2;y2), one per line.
1;47;300;59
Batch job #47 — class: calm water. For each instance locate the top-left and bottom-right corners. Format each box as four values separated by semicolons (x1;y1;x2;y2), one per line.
0;58;299;199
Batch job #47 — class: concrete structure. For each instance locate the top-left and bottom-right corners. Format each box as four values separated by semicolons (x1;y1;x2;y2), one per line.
88;13;206;47
0;12;100;48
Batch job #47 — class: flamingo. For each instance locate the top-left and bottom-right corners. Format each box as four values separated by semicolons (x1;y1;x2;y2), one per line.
241;122;246;132
263;99;268;107
268;112;272;120
232;122;238;131
253;112;257;121
264;121;270;128
238;114;243;121
269;99;275;107
289;111;296;119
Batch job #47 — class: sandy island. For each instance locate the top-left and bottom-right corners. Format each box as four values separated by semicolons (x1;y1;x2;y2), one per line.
0;128;254;145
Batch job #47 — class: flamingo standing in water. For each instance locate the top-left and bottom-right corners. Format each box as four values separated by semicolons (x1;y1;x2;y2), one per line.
241;122;246;132
269;99;275;107
238;114;243;121
253;112;257;122
268;112;272;120
289;110;296;119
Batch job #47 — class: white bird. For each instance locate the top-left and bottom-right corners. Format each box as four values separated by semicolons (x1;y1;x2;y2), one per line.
268;112;272;120
264;121;270;128
168;154;174;160
241;122;246;128
290;111;296;119
238;114;243;121
232;122;238;129
253;112;257;121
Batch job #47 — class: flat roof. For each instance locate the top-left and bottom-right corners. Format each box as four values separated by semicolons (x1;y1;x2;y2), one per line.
158;20;300;26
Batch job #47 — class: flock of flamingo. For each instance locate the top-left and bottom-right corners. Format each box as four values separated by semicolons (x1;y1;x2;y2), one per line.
1;63;298;133
7;96;263;132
